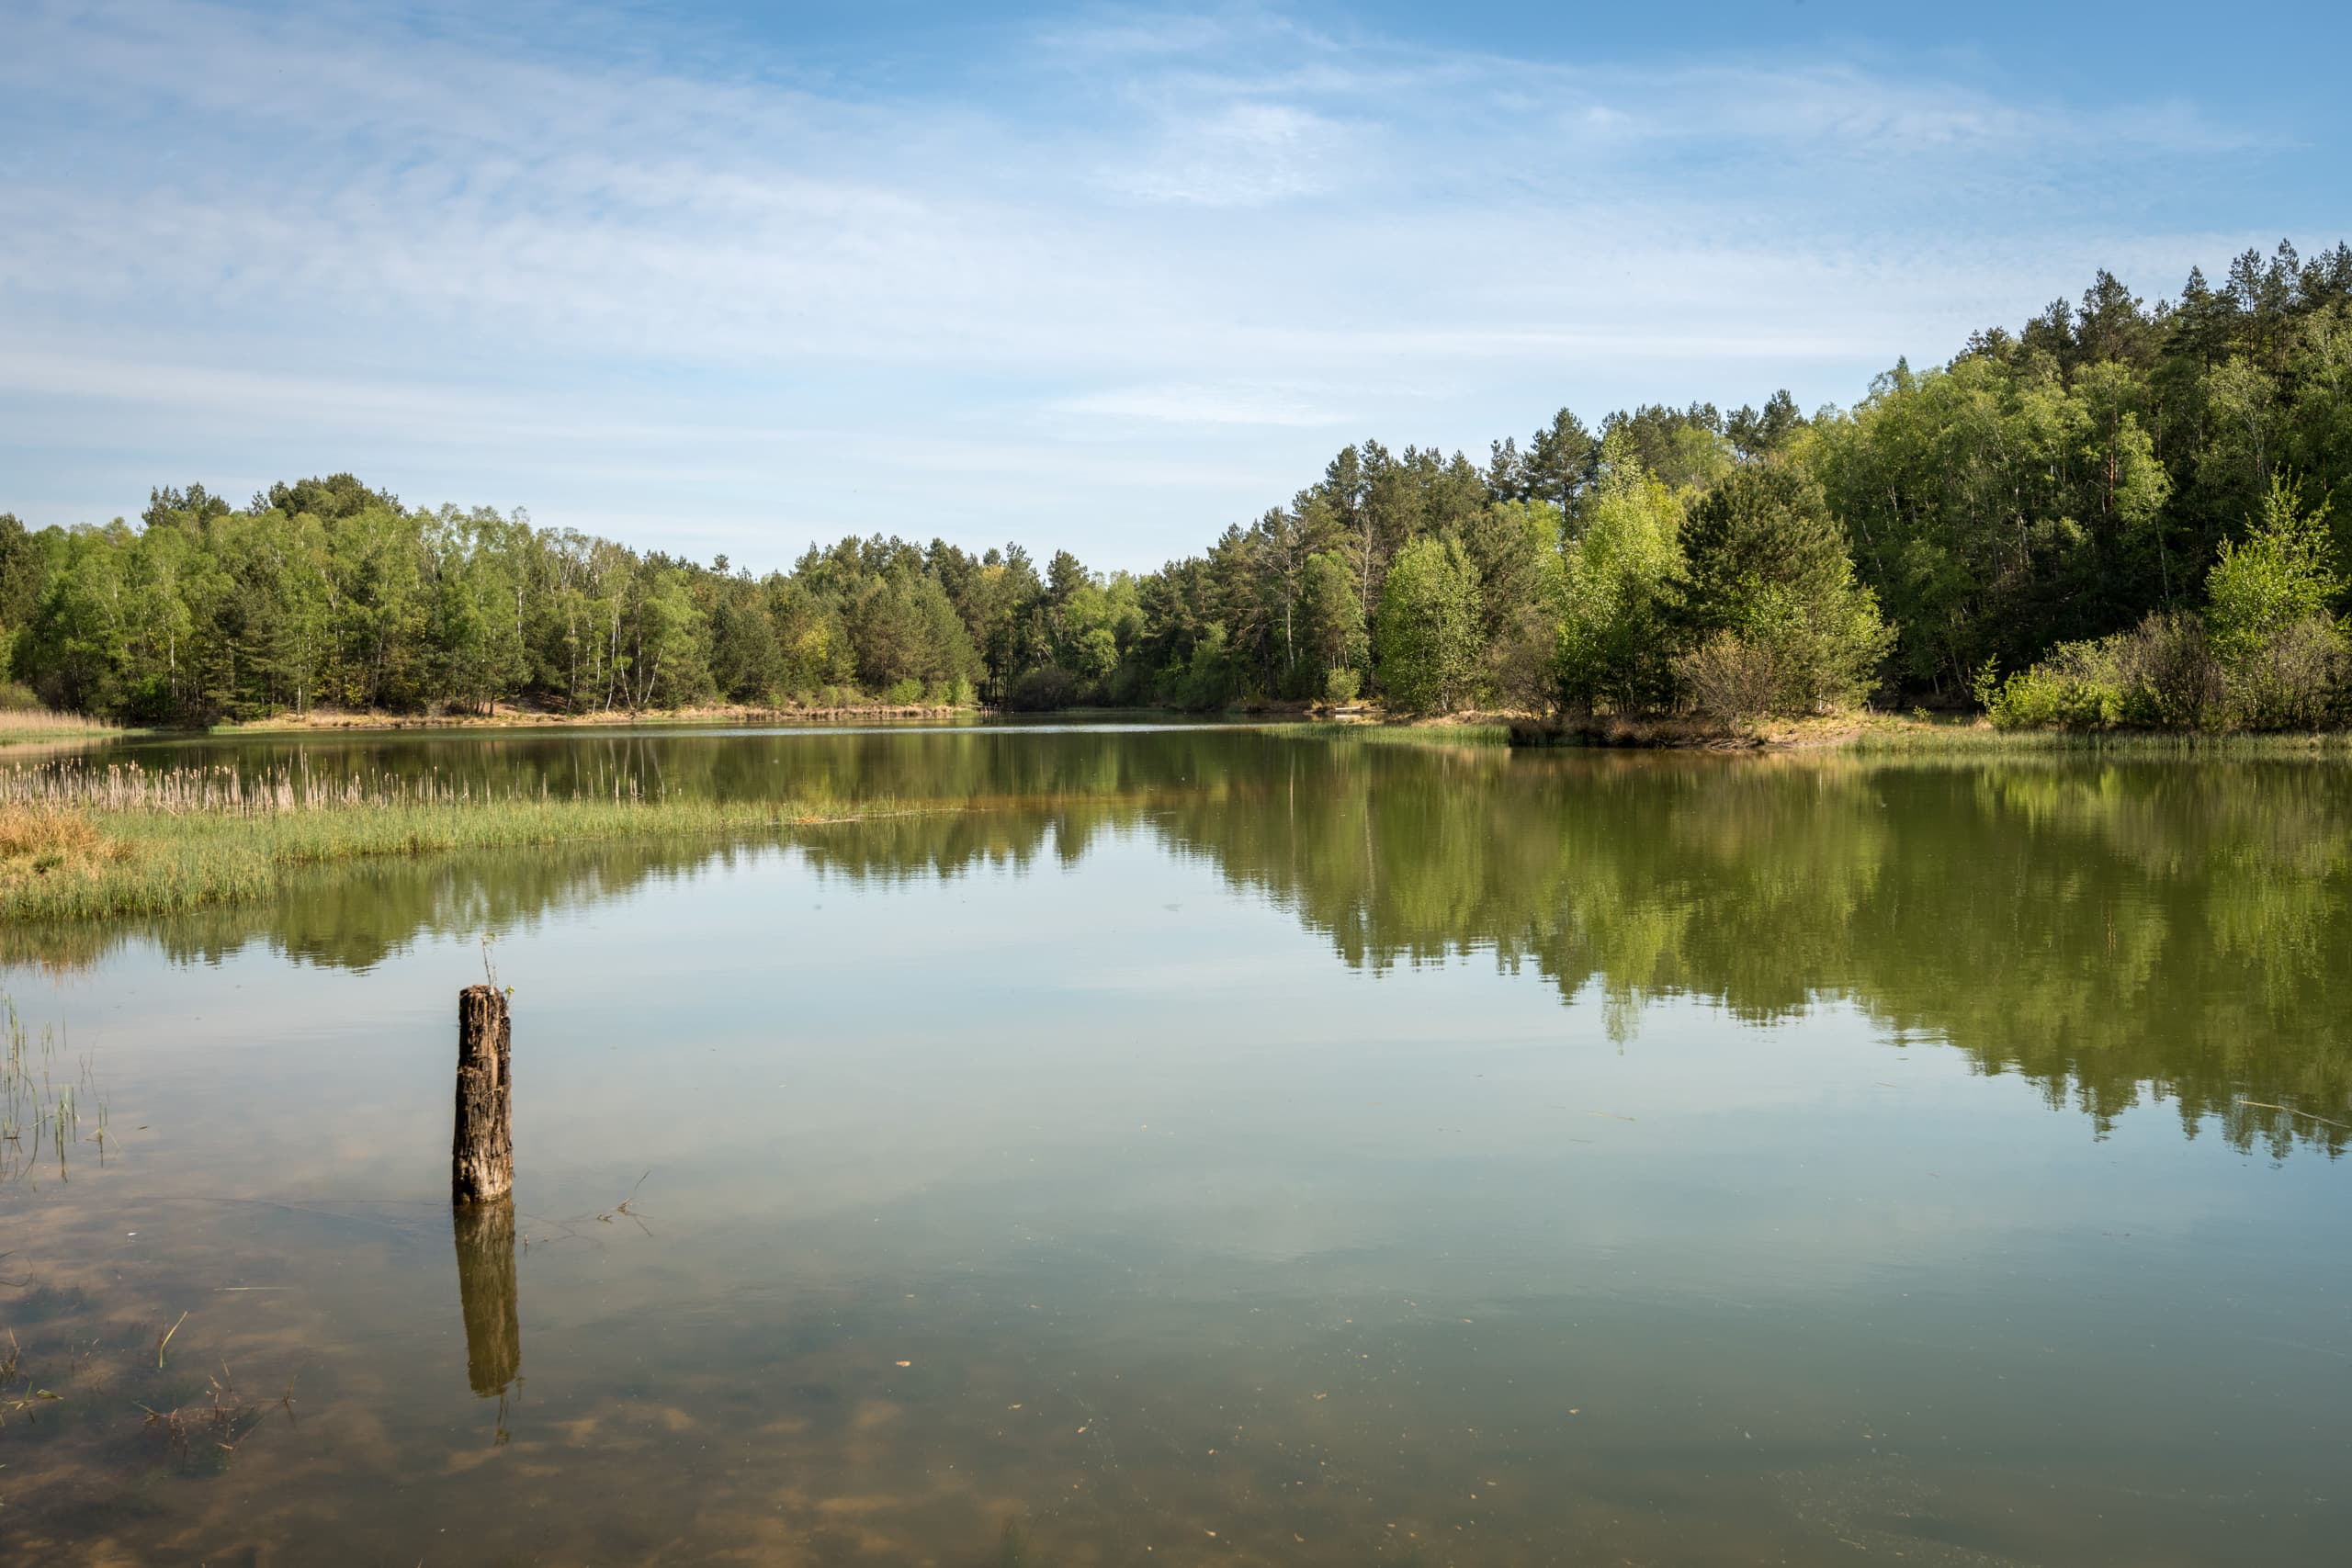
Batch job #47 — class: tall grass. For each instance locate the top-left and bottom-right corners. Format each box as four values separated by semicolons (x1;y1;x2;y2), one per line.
0;761;925;924
1258;720;1514;748
1838;717;2352;757
0;761;658;814
0;707;119;739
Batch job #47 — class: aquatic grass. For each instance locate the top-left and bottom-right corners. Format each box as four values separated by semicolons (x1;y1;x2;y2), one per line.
0;761;938;925
139;1363;268;1462
1838;716;2352;756
1258;720;1514;747
1414;707;2352;755
1;998;93;1185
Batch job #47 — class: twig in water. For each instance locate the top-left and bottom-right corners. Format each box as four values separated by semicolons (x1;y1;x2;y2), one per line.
596;1168;652;1227
2234;1098;2352;1133
155;1311;187;1370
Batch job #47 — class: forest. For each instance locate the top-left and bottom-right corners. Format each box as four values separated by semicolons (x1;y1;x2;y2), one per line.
4;239;2349;730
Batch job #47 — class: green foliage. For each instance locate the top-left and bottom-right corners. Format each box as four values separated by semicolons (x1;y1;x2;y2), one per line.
1992;475;2352;733
1464;499;1567;712
12;241;2352;727
1007;664;1080;711
1296;550;1368;689
1811;241;2351;700
1555;431;1683;712
5;494;1015;720
2204;477;2342;655
1171;622;1241;710
1672;462;1893;717
1374;537;1484;714
1984;639;2134;729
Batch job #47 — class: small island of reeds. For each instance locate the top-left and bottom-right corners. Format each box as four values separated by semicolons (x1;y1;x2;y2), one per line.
0;762;917;924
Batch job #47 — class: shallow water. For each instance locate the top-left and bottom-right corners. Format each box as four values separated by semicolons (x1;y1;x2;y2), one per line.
3;726;2348;1564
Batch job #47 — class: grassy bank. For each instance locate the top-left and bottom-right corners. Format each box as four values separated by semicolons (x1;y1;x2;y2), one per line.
214;700;979;733
0;764;922;924
1840;721;2352;755
1270;709;2352;754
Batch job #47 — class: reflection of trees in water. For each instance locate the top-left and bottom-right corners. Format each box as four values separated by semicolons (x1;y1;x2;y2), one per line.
0;837;790;974
1159;748;2352;1157
113;726;1238;811
18;734;2352;1153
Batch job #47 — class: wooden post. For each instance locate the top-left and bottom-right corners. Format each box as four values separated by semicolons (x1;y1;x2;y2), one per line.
453;985;513;1202
452;1195;521;1396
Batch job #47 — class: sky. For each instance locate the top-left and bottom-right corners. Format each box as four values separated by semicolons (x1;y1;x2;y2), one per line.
3;0;2347;572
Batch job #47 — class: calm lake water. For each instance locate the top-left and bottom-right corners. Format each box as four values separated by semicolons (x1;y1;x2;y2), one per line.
3;724;2348;1565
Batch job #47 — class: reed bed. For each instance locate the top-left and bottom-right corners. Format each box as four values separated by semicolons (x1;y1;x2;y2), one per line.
1259;720;1514;748
0;706;120;739
0;761;926;924
1838;718;2352;756
0;761;659;815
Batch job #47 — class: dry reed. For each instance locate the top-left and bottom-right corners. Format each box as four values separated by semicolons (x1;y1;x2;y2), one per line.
0;707;119;739
0;761;927;924
0;761;621;816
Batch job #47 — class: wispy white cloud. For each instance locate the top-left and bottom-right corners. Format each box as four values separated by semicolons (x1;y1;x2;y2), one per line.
0;0;2310;568
1101;101;1352;207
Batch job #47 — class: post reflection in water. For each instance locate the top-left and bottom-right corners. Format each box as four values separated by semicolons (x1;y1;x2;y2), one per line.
452;1194;521;1402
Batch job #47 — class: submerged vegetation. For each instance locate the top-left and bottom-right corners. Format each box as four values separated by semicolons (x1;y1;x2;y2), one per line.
2;997;92;1187
5;243;2352;731
0;762;915;924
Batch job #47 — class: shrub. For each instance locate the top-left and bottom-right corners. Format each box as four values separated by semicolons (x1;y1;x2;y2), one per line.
1674;632;1784;727
1161;624;1240;711
1486;604;1559;714
2224;613;2350;729
1323;666;1362;705
2203;477;2349;728
1984;642;2125;729
1984;613;2238;731
1007;664;1080;711
2110;612;2225;728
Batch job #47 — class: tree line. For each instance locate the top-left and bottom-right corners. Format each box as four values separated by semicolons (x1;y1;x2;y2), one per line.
3;238;2348;728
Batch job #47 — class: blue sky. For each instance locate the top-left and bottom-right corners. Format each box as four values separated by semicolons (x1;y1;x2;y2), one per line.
3;0;2346;571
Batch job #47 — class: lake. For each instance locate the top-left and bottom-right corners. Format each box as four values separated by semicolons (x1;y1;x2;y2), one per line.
3;723;2348;1565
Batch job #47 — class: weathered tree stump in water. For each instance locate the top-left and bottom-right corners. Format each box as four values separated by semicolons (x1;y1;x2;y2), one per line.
452;1194;522;1395
453;984;513;1202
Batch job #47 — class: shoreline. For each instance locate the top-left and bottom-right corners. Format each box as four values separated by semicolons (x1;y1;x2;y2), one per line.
1290;709;2352;753
16;700;2352;755
0;789;939;926
208;701;979;733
